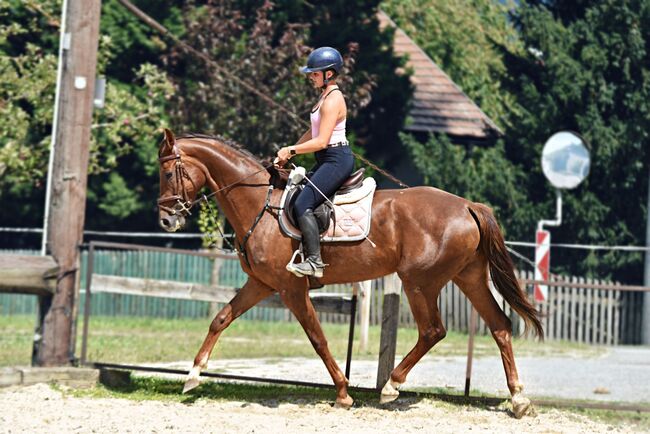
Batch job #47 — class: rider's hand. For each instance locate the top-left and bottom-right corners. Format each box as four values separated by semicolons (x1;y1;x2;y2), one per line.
275;147;292;167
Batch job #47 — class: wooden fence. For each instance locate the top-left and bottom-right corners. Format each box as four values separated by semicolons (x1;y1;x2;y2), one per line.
0;249;643;345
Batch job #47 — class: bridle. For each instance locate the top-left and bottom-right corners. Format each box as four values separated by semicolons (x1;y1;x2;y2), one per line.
157;141;277;266
157;143;275;217
157;144;199;217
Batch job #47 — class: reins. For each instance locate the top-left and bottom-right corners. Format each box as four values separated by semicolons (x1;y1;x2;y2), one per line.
191;163;274;207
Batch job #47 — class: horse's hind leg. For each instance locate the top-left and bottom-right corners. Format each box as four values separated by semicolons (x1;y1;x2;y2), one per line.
183;277;273;393
279;286;352;408
454;260;532;418
380;277;447;404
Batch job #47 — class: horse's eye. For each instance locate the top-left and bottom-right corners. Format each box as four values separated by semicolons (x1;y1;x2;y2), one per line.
165;172;173;180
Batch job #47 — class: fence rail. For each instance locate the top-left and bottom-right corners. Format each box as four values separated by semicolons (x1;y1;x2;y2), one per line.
0;249;644;344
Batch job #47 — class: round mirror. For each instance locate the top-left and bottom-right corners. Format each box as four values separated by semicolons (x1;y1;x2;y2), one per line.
541;131;590;189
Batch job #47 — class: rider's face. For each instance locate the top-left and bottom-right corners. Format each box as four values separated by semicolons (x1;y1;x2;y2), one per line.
308;72;322;88
308;71;333;88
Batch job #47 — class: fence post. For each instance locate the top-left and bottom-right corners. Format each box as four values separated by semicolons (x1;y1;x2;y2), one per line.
355;280;372;353
208;253;224;318
464;307;478;396
376;273;401;389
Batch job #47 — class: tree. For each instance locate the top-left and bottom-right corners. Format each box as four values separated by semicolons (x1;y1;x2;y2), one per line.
0;0;174;242
497;0;650;281
165;0;374;156
386;0;649;282
381;0;520;125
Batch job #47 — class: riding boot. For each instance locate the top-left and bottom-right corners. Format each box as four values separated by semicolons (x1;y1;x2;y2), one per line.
286;209;326;278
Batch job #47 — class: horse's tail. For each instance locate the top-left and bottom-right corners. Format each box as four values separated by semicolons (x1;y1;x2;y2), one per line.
468;203;544;339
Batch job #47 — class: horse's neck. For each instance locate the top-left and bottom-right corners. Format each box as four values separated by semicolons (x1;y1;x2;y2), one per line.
192;140;269;239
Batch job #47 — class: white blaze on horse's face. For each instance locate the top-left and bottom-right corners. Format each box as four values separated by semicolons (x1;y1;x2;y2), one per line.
157;161;193;233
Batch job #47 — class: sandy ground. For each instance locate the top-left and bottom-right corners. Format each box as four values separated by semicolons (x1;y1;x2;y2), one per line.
0;383;639;433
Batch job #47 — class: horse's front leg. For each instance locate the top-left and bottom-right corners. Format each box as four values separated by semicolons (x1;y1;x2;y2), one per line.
279;287;353;408
183;277;273;393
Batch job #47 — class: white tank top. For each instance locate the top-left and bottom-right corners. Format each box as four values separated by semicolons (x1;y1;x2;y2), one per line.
310;89;347;144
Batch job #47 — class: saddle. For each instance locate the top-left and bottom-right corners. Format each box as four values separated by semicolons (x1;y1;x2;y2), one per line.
278;167;376;243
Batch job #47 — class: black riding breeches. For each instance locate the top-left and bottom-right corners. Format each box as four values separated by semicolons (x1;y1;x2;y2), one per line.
293;145;354;218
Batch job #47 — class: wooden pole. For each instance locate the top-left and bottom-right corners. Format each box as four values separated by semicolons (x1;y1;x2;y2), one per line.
355;280;371;352
376;273;401;389
464;307;478;396
35;0;102;366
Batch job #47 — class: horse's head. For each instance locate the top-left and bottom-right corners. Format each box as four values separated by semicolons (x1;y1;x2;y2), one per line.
157;128;206;232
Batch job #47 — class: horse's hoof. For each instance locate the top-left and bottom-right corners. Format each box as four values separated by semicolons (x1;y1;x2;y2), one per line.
511;393;533;419
182;367;202;394
183;377;200;394
334;395;354;409
379;379;401;404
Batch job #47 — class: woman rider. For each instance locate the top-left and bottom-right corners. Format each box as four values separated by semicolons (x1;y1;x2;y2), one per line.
275;47;354;278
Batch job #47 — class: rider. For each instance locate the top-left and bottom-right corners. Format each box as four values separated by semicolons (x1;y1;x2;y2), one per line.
275;47;354;277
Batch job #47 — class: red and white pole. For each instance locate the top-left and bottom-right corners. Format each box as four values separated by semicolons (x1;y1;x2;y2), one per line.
535;190;562;302
534;229;550;301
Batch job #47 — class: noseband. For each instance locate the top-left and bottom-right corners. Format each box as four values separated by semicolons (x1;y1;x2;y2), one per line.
157;145;198;217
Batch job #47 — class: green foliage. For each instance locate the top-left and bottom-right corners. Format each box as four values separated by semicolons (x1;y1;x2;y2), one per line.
397;0;649;282
197;200;224;249
381;0;520;125
0;0;174;231
166;0;375;156
497;0;650;280
98;172;144;219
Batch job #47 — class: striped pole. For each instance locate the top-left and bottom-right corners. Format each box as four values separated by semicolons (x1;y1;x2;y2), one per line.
535;229;551;301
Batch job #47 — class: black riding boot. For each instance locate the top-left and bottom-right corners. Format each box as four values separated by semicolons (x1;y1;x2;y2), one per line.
286;209;326;278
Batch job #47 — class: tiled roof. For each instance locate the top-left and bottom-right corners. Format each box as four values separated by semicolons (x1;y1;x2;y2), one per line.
378;11;502;138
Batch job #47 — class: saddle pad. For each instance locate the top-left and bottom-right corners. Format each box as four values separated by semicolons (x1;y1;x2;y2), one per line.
278;177;377;243
323;178;376;241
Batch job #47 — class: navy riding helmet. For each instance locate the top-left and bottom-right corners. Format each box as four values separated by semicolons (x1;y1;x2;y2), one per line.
299;47;343;86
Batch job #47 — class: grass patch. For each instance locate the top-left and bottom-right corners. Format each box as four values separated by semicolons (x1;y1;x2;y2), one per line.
1;314;603;367
72;375;381;407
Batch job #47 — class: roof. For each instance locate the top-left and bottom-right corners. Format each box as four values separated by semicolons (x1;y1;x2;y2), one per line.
377;11;502;138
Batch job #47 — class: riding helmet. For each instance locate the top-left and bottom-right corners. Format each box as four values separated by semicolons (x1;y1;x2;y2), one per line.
299;47;343;74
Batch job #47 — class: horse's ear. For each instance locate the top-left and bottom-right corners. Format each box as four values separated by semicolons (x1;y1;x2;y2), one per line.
163;128;176;148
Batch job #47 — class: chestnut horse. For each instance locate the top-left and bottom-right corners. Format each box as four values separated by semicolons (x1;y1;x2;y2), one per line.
157;129;543;417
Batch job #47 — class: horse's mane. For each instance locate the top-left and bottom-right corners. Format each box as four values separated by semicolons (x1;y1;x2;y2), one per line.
176;132;289;189
177;132;259;162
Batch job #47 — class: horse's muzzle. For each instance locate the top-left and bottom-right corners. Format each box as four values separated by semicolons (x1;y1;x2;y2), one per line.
159;214;185;232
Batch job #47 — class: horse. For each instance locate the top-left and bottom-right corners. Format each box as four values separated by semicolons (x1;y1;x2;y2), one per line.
156;128;543;417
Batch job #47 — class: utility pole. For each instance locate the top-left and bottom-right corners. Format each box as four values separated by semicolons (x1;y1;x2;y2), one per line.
643;167;650;345
35;0;102;366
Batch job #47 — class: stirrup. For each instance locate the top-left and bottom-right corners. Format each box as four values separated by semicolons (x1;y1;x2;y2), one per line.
286;248;326;278
286;259;325;278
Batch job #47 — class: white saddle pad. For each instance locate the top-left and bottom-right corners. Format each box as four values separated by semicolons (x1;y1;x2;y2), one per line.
278;177;377;243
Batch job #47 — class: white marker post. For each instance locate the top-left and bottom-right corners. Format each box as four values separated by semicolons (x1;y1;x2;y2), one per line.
536;132;590;302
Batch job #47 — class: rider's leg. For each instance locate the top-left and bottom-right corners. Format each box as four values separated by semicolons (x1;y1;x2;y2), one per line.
288;148;353;277
290;208;326;277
